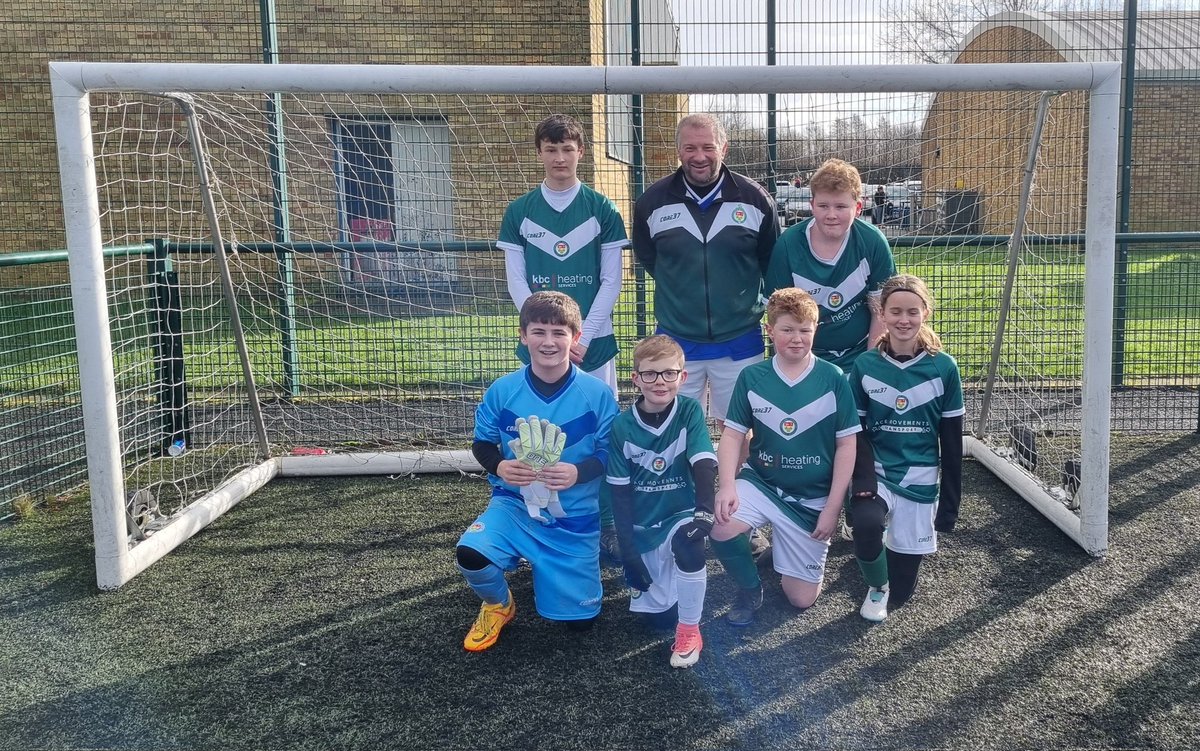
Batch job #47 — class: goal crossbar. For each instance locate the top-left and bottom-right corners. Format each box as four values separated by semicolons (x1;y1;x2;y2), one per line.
50;61;1110;95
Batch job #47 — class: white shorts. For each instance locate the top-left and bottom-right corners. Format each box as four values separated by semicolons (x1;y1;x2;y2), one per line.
879;484;938;555
732;478;830;584
584;357;618;397
679;354;763;422
628;517;695;614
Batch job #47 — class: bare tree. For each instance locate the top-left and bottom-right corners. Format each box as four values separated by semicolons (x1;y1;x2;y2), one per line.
880;0;1121;63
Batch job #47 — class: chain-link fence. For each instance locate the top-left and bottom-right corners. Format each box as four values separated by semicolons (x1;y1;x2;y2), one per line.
2;1;1198;516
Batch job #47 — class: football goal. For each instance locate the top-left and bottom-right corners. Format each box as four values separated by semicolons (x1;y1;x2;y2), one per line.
50;61;1119;588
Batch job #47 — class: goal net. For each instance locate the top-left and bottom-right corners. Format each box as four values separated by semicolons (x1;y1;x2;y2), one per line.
51;62;1119;588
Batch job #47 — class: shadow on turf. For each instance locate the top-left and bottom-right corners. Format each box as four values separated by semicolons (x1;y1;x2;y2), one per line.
4;459;1197;750
1107;433;1200;525
691;511;1097;746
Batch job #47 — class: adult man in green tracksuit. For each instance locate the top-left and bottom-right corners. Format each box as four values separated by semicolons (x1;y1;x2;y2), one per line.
633;113;779;559
631;113;779;425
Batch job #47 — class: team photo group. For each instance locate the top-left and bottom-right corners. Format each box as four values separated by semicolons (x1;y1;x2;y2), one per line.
456;112;964;669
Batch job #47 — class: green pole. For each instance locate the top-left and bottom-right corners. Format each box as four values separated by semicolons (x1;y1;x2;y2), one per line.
766;0;778;192
1112;0;1137;387
630;0;648;339
261;0;300;397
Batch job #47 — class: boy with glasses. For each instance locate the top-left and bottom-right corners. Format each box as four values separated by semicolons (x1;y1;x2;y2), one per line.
607;335;717;668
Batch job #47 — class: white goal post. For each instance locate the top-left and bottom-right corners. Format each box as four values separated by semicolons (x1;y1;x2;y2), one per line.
51;61;1120;589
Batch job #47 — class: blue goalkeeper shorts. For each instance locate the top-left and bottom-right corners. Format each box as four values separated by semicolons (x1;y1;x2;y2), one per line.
457;495;603;621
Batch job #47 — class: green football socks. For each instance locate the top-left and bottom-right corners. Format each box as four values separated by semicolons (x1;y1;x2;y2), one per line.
711;534;762;591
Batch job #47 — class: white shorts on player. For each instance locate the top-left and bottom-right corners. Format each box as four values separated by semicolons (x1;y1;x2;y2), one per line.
626;516;697;615
877;484;939;556
731;478;831;584
678;354;763;422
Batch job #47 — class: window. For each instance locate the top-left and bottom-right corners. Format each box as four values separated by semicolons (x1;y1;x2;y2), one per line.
331;117;455;290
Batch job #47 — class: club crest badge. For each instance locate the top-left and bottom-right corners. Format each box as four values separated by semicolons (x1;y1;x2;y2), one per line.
828;291;844;308
732;207;747;224
895;395;909;411
652;456;667;472
780;417;798;435
554;240;569;257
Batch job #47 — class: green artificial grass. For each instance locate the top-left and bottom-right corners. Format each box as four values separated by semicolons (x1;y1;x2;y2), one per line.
1;434;1198;750
3;245;1198;398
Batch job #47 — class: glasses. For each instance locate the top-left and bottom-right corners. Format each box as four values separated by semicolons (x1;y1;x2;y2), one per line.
635;369;682;383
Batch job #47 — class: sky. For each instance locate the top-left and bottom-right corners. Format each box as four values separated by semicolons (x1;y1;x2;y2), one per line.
656;0;1195;130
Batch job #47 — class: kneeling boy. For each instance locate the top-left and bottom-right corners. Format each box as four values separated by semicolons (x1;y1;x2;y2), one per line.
456;291;619;651
607;335;717;668
711;288;860;625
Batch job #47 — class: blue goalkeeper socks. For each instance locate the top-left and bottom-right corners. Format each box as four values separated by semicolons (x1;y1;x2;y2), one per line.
458;562;510;606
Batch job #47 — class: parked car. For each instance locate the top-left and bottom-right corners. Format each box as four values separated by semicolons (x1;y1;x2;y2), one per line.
862;182;923;226
777;186;812;226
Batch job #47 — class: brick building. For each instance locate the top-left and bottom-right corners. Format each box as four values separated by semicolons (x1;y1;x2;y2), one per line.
0;1;684;287
920;11;1200;235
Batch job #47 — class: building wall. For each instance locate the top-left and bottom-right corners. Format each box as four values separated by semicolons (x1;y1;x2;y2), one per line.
1128;80;1200;233
2;2;674;291
921;23;1199;235
920;26;1087;235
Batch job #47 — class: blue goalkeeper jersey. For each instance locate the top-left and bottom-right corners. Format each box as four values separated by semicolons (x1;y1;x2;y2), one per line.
474;365;619;525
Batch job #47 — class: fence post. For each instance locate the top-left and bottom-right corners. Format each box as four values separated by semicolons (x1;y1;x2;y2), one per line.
1112;0;1138;387
147;239;189;455
630;0;648;339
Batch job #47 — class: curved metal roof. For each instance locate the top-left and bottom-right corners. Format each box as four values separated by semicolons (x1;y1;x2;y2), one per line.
957;11;1200;73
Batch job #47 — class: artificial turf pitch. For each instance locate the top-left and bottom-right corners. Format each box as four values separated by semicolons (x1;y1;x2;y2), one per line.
1;434;1197;750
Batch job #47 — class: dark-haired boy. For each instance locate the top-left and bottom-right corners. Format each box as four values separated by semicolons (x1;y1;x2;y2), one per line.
456;291;619;652
500;114;629;564
501;113;627;395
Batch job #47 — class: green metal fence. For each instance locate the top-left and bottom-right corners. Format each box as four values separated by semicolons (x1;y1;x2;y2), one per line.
2;1;1199;515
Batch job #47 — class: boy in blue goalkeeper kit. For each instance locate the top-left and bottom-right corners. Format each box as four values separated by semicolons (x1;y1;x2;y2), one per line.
710;288;860;626
456;291;619;652
607;335;717;669
500;113;627;395
765;158;895;372
847;274;964;622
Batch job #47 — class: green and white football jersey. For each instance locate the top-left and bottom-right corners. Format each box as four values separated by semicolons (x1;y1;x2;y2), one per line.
725;356;861;531
850;349;965;504
764;218;895;370
500;184;628;372
606;396;716;553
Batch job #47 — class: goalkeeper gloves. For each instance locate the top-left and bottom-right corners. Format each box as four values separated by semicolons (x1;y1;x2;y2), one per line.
509;415;565;471
508;415;568;521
